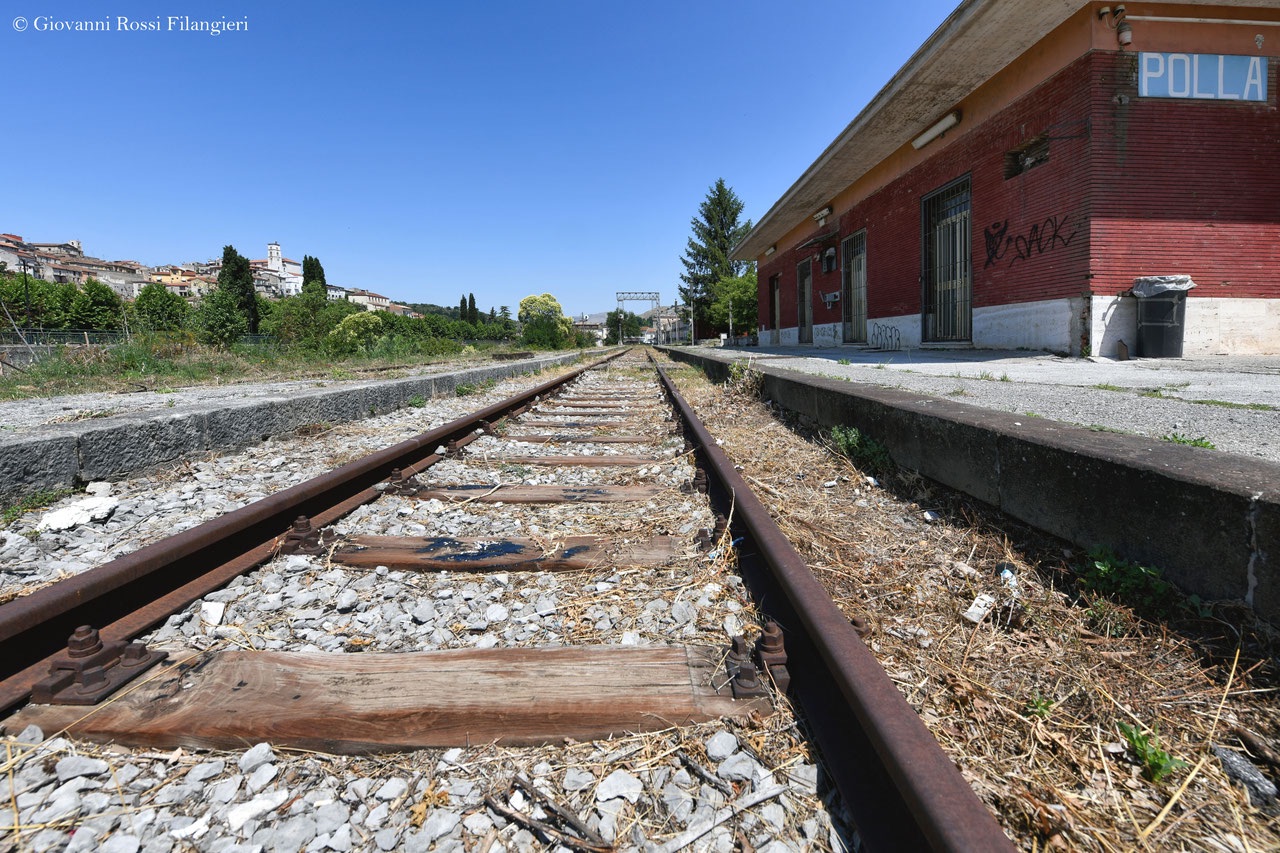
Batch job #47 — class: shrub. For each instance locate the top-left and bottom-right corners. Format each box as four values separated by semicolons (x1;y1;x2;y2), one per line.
830;424;893;474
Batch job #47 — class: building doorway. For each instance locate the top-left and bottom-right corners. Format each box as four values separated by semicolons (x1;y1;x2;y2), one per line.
797;260;813;344
768;275;781;344
841;231;867;343
922;178;972;342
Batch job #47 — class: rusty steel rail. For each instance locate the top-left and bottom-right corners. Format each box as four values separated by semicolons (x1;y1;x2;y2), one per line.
0;351;627;713
654;360;1015;852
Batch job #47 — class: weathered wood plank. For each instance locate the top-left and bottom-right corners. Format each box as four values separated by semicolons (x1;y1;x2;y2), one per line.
515;420;639;429
335;534;679;572
503;435;653;445
533;410;634;418
10;646;760;753
410;484;665;504
552;401;635;409
485;455;654;466
557;394;642;400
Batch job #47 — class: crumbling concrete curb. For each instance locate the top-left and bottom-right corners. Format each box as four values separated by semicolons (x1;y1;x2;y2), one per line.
660;346;1280;625
1;352;584;504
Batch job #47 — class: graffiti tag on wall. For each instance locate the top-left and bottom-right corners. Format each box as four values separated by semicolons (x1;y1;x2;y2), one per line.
984;214;1079;268
869;323;901;351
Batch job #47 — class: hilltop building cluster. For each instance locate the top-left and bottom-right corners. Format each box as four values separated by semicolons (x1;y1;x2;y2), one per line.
0;234;420;318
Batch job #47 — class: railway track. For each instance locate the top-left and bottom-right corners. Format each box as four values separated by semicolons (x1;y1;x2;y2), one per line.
1;348;1013;851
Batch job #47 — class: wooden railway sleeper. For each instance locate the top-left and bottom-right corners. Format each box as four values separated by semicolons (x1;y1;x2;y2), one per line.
30;625;167;705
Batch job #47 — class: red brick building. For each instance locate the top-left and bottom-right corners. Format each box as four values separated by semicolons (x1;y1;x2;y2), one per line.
736;1;1279;356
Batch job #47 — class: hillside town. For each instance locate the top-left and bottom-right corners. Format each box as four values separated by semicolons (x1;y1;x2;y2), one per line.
0;234;424;319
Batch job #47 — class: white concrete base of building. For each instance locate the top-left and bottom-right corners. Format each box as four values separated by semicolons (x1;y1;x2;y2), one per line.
1092;295;1280;357
762;296;1279;356
975;298;1081;354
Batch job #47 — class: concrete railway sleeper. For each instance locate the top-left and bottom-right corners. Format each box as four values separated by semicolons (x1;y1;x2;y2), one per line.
1;348;1013;851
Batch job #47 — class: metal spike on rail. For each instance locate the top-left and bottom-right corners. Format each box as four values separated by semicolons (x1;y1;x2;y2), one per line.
725;635;751;679
30;626;167;705
279;515;337;556
383;468;426;497
731;659;769;699
757;621;791;693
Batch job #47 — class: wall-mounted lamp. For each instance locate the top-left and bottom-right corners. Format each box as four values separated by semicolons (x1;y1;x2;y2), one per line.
812;206;832;225
765;244;776;257
911;111;960;150
1098;5;1131;47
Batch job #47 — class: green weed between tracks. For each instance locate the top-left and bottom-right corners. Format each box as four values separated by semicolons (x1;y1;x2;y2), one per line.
1118;722;1188;783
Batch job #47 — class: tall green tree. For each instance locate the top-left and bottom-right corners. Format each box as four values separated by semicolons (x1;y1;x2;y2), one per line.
195;285;248;348
0;273;77;329
518;293;575;349
459;295;468;321
133;282;189;331
217;245;258;334
679;178;752;339
707;271;758;337
604;309;643;345
301;255;327;299
467;293;478;325
70;279;124;330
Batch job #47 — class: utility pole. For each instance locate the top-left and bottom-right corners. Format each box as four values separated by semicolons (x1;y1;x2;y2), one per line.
729;296;734;343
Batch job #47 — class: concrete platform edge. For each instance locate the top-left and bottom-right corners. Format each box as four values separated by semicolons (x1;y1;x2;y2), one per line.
1;352;584;506
660;346;1280;625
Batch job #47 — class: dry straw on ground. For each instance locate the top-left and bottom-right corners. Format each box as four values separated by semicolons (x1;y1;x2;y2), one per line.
666;355;1279;852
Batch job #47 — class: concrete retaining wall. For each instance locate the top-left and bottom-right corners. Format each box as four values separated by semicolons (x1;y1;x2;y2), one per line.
661;347;1280;624
0;352;586;504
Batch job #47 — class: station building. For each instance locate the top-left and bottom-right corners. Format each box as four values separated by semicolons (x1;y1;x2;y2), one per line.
734;1;1279;356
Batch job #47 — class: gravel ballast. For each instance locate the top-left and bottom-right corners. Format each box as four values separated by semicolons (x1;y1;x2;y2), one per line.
2;357;848;852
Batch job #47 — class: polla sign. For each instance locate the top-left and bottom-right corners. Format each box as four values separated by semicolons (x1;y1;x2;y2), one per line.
1139;53;1268;101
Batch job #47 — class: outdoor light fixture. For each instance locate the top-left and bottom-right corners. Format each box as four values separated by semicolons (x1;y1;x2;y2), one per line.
812;206;832;225
911;111;960;149
765;244;776;256
1098;5;1132;47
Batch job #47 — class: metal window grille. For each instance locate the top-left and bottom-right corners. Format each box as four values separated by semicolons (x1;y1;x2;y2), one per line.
841;232;867;343
921;179;972;342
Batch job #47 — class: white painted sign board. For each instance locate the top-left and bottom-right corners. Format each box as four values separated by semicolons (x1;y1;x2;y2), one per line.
1138;53;1268;102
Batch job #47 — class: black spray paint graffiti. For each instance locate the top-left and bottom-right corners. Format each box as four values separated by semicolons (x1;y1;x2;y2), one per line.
984;213;1079;268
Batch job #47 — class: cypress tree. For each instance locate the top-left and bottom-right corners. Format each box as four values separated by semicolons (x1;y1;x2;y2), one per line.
217;245;258;334
301;255;327;299
467;293;478;325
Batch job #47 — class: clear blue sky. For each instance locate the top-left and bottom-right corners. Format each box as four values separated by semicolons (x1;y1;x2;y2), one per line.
4;0;959;317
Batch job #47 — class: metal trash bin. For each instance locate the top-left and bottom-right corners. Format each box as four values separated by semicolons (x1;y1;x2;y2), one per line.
1133;275;1195;358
